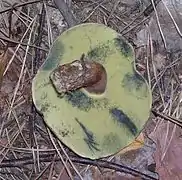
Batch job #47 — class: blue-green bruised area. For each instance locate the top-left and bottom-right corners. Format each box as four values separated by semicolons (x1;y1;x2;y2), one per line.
64;91;109;111
86;40;114;64
41;41;65;71
114;36;133;58
122;72;149;99
75;118;100;152
109;108;138;136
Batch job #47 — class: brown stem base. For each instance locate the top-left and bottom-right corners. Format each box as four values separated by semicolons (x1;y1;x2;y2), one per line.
50;54;107;95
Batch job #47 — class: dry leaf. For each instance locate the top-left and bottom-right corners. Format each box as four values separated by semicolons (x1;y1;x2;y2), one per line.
150;122;182;179
116;133;145;155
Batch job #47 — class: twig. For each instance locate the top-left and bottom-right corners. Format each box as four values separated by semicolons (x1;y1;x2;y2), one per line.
0;36;48;52
58;141;83;180
144;0;161;16
35;162;52;180
0;0;42;15
53;0;78;27
48;129;74;180
44;2;53;47
122;16;150;35
152;110;182;128
161;0;182;38
0;122;26;164
120;0;161;34
33;3;46;75
7;16;37;120
0;153;158;180
149;25;165;107
90;0;127;25
82;0;106;22
150;0;167;50
106;0;120;23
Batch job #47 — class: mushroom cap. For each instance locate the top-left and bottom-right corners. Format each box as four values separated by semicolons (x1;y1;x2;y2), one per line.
32;23;152;159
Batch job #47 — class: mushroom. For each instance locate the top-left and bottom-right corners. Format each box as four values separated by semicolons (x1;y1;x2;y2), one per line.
32;23;152;159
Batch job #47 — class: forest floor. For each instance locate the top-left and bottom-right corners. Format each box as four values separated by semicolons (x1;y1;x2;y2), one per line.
0;0;181;179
